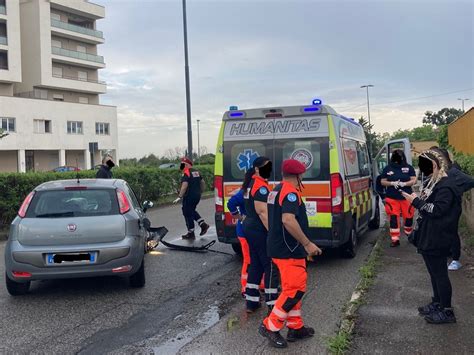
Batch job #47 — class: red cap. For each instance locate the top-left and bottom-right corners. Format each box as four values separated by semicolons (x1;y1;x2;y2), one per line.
181;157;193;166
282;159;306;175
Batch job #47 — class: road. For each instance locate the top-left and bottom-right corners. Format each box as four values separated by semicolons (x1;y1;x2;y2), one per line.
0;199;384;354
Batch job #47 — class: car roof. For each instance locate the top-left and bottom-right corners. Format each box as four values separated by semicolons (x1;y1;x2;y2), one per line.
35;179;126;191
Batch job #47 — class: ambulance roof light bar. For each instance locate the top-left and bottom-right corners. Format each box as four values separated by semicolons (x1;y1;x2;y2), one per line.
312;98;323;105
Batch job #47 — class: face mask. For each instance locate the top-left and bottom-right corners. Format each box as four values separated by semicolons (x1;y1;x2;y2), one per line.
258;162;272;179
106;160;115;168
180;163;185;170
418;156;433;176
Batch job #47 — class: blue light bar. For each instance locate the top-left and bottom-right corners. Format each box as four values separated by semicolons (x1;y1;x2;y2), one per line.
312;99;322;105
230;112;244;117
229;106;239;111
303;107;320;112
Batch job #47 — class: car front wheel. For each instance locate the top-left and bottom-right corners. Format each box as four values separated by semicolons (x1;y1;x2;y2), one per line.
129;260;146;288
6;273;30;296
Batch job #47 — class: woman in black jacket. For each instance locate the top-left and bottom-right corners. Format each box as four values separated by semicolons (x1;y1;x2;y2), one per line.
401;149;458;324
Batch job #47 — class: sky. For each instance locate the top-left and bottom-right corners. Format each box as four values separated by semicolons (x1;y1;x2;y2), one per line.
94;0;474;159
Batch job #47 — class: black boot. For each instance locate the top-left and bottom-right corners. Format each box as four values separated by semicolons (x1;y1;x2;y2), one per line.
181;231;195;240
258;323;288;348
418;302;440;316
199;222;210;236
424;308;456;324
390;240;400;247
287;326;315;342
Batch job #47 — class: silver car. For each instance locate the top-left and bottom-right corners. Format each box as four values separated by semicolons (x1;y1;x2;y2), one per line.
4;179;154;296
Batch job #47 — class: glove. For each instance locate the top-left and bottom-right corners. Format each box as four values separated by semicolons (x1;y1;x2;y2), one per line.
172;197;181;204
390;180;401;188
398;181;407;187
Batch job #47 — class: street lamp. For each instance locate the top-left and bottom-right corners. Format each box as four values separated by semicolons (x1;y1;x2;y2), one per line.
182;0;193;159
196;119;201;162
360;84;374;156
457;98;470;112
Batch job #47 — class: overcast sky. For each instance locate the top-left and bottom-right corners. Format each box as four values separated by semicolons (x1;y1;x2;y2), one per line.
95;0;473;159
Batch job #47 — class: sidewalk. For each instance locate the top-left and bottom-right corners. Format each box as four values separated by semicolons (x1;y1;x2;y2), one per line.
351;236;474;354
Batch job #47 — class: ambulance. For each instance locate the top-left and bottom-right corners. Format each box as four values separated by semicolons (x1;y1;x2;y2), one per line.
214;101;411;257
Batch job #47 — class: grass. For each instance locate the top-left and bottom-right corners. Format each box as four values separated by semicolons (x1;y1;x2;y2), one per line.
459;215;474;252
326;230;385;355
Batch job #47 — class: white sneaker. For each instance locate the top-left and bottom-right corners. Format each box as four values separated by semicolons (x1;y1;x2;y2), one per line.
448;260;462;271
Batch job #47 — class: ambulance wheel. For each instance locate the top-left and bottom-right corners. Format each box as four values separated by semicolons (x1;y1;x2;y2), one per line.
369;201;381;230
231;242;243;257
341;224;357;258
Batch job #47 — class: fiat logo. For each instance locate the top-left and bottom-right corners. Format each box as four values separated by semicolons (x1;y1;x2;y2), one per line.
67;224;77;232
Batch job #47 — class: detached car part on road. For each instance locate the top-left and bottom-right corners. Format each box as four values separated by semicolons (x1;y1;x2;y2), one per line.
4;179;160;296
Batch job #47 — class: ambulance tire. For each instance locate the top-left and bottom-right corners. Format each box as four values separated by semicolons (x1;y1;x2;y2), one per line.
340;223;357;259
368;200;381;230
231;242;243;257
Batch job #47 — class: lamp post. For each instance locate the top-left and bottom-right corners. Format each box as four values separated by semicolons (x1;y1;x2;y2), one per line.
360;84;374;156
196;119;201;162
457;98;469;112
182;0;193;159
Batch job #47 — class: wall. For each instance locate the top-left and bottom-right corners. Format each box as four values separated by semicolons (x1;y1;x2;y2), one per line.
33;150;59;171
448;108;474;154
65;149;85;168
0;150;17;172
0;0;22;84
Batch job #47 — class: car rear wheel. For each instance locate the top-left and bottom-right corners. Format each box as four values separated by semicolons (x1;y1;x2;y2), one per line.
6;273;30;296
369;201;381;230
231;242;243;257
340;224;357;259
129;260;146;288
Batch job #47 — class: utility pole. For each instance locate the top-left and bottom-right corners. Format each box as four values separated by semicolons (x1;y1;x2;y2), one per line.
182;0;193;159
197;119;201;163
457;98;469;112
361;84;374;156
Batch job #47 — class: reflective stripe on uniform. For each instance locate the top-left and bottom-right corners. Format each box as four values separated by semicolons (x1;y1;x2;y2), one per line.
266;300;277;306
272;307;288;319
265;288;279;294
246;283;260;289
266;319;280;332
245;295;260;302
288;310;302;317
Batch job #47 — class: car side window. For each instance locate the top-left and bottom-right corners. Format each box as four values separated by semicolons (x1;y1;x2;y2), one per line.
356;142;371;177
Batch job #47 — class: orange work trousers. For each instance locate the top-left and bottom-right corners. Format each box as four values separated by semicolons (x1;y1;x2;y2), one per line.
384;197;415;242
263;258;307;332
238;237;250;293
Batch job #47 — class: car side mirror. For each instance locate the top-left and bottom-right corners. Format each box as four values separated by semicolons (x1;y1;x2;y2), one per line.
143;200;154;212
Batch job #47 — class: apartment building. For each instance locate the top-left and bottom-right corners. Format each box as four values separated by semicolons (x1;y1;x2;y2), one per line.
0;0;117;173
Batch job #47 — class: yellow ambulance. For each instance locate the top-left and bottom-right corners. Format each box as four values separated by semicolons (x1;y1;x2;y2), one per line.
214;101;411;257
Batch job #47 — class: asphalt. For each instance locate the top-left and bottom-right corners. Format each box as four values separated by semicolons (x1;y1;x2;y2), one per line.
0;199;384;354
350;237;474;354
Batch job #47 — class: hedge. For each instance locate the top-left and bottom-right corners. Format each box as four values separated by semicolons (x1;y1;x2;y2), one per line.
0;166;214;226
454;152;474;176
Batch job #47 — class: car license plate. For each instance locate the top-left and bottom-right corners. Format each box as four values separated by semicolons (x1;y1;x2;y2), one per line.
46;252;97;265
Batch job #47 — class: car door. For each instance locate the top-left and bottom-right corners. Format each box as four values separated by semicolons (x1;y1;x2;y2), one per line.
124;183;147;239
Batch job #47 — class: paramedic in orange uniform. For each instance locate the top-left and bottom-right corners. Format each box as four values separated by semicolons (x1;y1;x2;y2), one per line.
243;156;279;313
259;159;322;348
380;150;417;247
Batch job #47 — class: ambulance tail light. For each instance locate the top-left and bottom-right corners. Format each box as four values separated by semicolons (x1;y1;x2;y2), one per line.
214;176;224;213
331;173;344;214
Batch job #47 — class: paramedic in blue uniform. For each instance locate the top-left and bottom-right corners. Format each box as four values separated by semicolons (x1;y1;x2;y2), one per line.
243;156;279;313
174;157;210;239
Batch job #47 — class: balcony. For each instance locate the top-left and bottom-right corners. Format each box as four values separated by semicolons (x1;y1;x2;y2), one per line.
51;19;104;44
48;73;107;94
52;73;105;85
0;36;6;45
51;46;105;69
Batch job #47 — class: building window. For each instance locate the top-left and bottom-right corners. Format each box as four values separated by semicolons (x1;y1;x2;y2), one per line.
96;122;110;135
79;96;89;104
1;117;15;132
78;71;88;81
67;121;83;134
53;94;64;101
51;39;62;48
77;45;86;53
34;88;48;99
51;13;61;21
34;119;52;134
52;66;63;78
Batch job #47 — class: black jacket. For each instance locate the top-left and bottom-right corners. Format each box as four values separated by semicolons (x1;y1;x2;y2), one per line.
448;166;474;198
96;165;113;179
412;177;458;256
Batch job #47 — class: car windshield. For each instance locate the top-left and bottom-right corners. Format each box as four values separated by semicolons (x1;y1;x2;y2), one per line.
26;189;119;218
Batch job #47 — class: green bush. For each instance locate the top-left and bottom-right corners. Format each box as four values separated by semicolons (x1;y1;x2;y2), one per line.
0;166;214;226
454;152;474;175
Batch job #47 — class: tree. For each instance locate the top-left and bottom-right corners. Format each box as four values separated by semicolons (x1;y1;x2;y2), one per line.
422;108;462;127
391;125;438;142
358;117;385;156
0;129;8;139
437;125;449;149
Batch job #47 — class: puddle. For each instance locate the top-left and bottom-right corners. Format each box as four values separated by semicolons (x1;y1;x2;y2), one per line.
152;304;220;355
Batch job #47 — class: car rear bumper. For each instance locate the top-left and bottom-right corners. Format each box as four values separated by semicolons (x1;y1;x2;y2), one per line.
4;236;144;282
